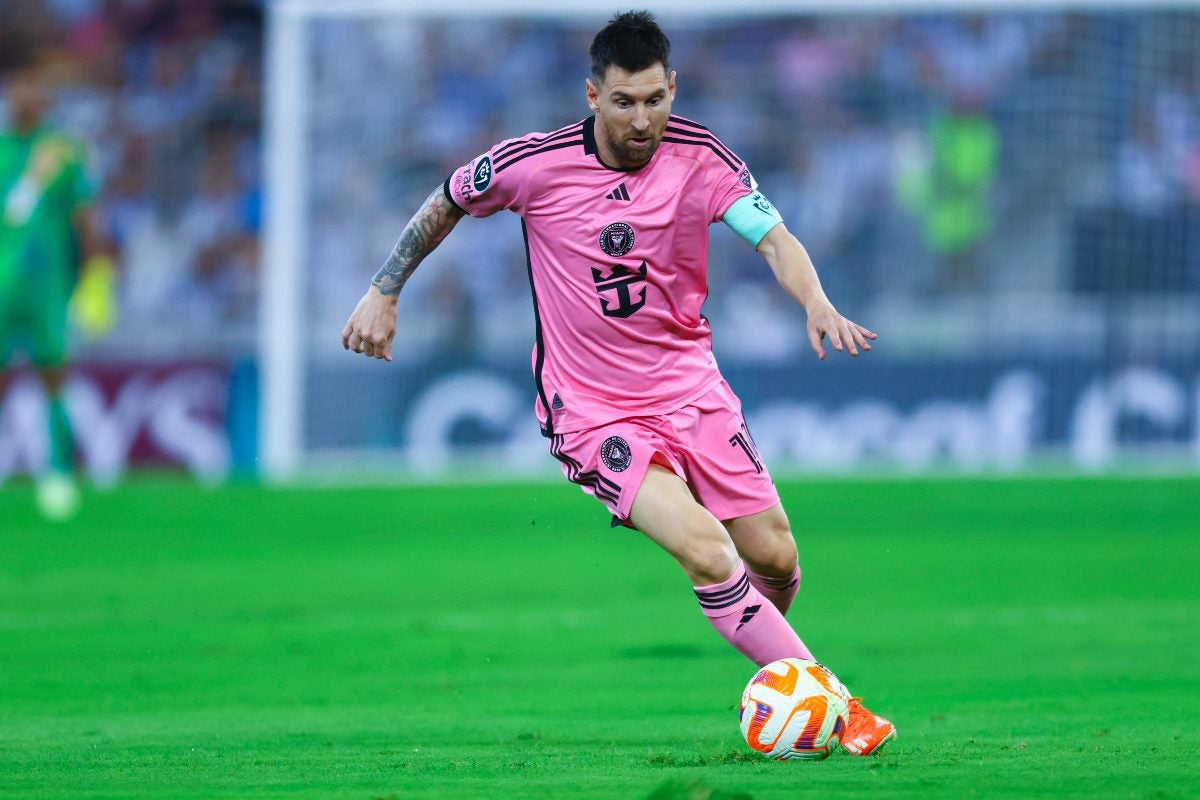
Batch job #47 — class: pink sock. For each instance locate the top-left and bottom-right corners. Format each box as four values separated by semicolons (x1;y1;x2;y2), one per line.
746;565;801;615
694;563;815;667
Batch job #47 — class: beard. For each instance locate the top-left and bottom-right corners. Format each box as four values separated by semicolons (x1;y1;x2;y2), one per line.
599;116;663;167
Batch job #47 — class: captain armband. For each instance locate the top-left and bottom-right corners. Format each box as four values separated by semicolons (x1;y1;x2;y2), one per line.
722;191;784;248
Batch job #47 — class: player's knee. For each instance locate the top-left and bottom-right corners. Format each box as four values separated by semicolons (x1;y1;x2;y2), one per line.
679;532;739;587
750;549;797;579
770;534;799;575
746;521;798;577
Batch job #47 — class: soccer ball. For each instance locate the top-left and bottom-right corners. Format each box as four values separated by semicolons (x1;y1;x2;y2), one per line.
739;658;850;760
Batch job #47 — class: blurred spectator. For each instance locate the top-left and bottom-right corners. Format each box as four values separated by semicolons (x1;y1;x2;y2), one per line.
1117;104;1179;215
897;98;999;293
921;14;1033;103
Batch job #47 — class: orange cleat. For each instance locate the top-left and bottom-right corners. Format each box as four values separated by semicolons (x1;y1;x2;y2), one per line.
840;697;896;756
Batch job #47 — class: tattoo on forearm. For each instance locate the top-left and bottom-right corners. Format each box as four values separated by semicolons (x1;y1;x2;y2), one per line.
372;187;465;295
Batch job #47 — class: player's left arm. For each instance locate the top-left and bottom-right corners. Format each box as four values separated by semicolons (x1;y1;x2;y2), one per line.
754;223;876;360
709;143;876;360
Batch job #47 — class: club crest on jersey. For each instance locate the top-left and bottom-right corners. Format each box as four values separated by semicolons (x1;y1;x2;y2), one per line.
472;156;493;193
599;221;635;257
600;436;632;472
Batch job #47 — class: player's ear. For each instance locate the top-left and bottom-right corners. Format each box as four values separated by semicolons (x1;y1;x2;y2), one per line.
586;77;600;112
667;69;677;101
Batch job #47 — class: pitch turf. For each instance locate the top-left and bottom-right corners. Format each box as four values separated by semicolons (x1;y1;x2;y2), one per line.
2;476;1197;799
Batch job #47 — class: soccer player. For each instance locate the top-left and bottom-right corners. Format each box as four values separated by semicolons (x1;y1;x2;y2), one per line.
342;11;896;755
1;61;115;519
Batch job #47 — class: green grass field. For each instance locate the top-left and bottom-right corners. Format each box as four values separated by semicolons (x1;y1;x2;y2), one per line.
2;477;1198;799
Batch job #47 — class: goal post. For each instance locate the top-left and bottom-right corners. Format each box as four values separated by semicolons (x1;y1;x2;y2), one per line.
260;3;307;480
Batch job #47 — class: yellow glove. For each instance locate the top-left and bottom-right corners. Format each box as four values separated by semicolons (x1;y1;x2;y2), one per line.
71;255;119;339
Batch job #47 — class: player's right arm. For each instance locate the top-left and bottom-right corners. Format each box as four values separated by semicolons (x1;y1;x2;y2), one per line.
341;185;465;361
344;133;535;360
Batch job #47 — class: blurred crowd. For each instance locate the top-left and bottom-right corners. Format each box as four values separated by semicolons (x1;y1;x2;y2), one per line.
1;0;262;354
2;4;1198;362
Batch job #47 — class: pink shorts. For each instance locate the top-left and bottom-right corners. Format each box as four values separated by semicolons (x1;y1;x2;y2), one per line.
548;380;779;526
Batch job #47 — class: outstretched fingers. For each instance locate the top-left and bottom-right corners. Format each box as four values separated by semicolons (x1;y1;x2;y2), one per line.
807;324;827;360
850;322;876;353
808;314;877;360
827;325;850;355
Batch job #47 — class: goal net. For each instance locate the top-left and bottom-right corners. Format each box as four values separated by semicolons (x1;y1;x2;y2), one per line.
264;0;1200;480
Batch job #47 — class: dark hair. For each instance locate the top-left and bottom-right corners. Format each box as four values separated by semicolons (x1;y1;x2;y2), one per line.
590;10;670;82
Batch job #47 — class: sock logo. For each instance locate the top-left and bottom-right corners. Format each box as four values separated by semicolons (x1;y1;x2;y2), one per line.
736;604;762;631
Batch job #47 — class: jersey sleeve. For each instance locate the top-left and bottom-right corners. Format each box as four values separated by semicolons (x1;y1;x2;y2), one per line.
703;144;785;248
445;140;528;218
706;145;755;224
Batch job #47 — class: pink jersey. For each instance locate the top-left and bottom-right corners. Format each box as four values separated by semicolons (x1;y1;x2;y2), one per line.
446;115;754;435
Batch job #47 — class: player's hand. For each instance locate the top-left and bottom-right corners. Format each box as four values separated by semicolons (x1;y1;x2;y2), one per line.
71;255;119;339
342;286;398;361
805;303;876;360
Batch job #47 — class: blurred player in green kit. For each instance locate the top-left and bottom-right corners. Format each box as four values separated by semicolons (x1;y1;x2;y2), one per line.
1;60;116;520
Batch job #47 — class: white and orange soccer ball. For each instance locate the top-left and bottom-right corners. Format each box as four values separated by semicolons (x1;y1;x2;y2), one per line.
739;658;851;760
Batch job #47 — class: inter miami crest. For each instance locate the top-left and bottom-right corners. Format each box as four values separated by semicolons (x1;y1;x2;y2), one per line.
600;436;632;472
599;222;635;257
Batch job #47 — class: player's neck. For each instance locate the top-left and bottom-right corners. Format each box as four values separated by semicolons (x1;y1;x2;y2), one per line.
593;122;651;171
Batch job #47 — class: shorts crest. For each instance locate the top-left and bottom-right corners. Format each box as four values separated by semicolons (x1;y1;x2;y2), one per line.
600;435;632;472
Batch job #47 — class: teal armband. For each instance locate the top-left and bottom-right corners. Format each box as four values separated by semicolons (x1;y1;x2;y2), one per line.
722;191;784;248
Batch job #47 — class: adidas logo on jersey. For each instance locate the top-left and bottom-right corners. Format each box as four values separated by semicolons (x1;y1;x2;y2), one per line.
604;183;631;201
